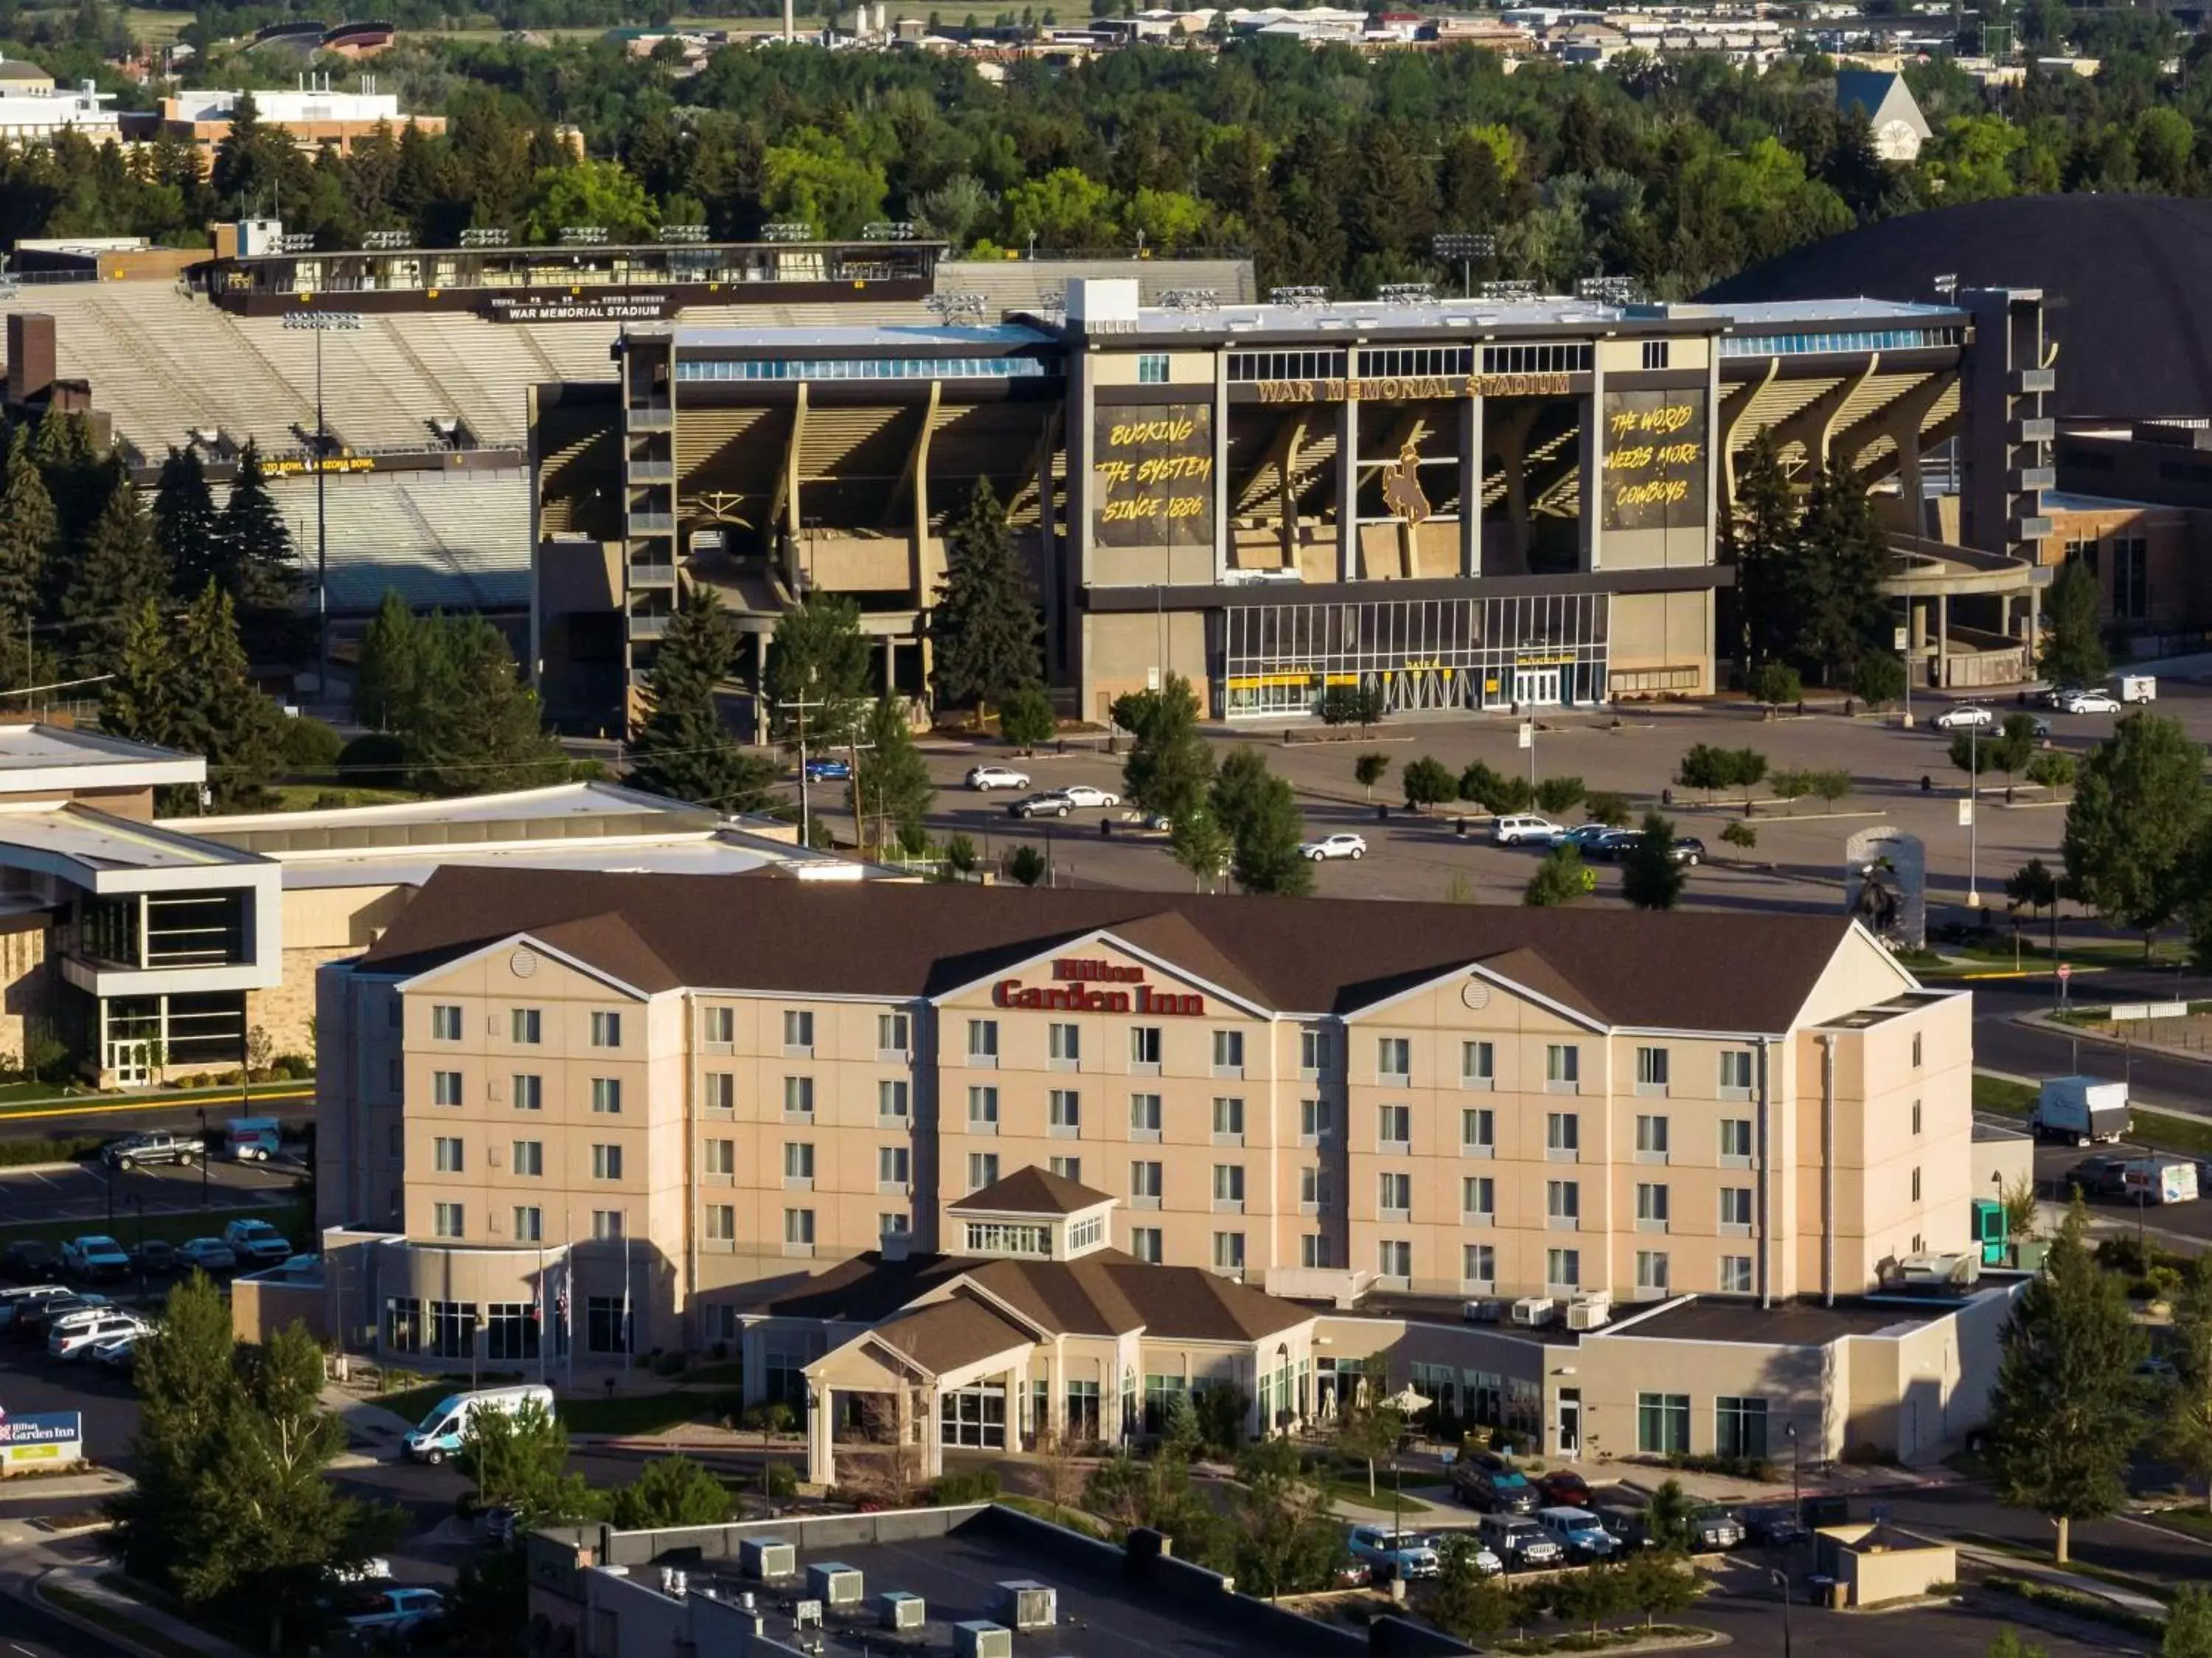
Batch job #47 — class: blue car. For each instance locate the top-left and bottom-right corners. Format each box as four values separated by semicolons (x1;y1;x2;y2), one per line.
802;757;852;782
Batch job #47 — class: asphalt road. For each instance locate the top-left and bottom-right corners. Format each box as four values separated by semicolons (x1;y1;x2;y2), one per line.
0;1581;134;1658
0;1095;316;1145
0;1156;300;1232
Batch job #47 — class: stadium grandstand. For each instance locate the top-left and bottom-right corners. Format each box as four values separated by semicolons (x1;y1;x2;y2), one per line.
0;226;1251;620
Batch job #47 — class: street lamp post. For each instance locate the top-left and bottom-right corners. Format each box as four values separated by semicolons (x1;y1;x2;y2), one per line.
282;311;363;708
1770;1567;1793;1658
1965;718;1981;908
196;1106;209;1212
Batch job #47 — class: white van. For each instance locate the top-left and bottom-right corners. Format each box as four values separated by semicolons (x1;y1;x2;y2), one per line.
402;1384;556;1465
1535;1505;1618;1561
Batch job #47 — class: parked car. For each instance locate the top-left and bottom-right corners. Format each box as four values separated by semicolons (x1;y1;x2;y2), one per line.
222;1218;292;1266
338;1586;445;1635
1932;704;1995;731
133;1239;178;1276
1007;791;1078;818
1585;828;1643;861
176;1238;237;1273
1300;832;1368;861
1739;1506;1811;1549
50;1310;147;1359
964;765;1031;792
1551;822;1618;853
1057;784;1122;809
11;1292;105;1340
102;1131;203;1170
0;1241;60;1283
1491;814;1564;847
2058;690;2121;715
2067;1154;2132;1200
60;1235;131;1282
1451;1460;1539;1513
1595;1504;1660;1550
0;1284;73;1328
1535;1505;1618;1562
1670;836;1707;866
327;1557;394;1585
88;1331;139;1373
800;757;851;783
1346;1525;1441;1581
1436;1535;1505;1577
1535;1470;1593;1509
1476;1512;1565;1569
1686;1505;1747;1553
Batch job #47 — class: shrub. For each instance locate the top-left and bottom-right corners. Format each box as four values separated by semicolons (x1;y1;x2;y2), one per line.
762;1463;799;1499
279;715;345;774
931;1469;1002;1504
1582;791;1631;827
274;1054;314;1079
1319;684;1385;727
997;687;1057;751
1747;661;1802;707
1401;756;1458;811
0;1136;103;1168
337;732;408;791
1533;775;1585;815
1007;845;1048;887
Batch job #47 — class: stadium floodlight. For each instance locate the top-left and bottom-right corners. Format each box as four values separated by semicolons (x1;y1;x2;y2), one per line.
762;221;815;243
1159;288;1220;312
1432;231;1495;262
276;232;316;254
459;227;511;249
362;229;410;251
1377;282;1436;306
927;291;992;326
861;221;917;241
277;308;362;725
1576;274;1639;305
1479;279;1538;303
656;223;710;243
1933;271;1959;299
558;225;609;246
1267;285;1329;308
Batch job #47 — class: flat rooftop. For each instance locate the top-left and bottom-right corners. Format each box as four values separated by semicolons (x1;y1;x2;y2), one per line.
0;723;204;790
0;805;265;875
665;322;1054;352
271;834;858;889
178;780;726;836
1604;1295;1971;1345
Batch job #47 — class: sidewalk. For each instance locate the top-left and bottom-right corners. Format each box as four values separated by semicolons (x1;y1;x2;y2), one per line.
1937;1533;2168;1623
31;1564;256;1658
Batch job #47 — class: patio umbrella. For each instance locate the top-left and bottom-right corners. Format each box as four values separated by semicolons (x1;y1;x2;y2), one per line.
1385;1385;1432;1415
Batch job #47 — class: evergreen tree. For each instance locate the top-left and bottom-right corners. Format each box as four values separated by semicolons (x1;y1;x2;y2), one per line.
1722;428;1795;675
609;1456;730;1530
1112;672;1214;823
630;586;775;811
152;445;222;598
28;409;103;571
2040;558;2109;690
931;476;1042;718
102;598;184;752
852;695;935;853
1983;1198;2142;1563
1224;763;1312;898
216;443;301;660
63;465;169;675
1620;810;1686;910
0;424;58;624
1787;457;1892;686
765;593;874;749
171;585;282;810
2166;1259;2212;1516
354;590;426;733
410;615;566;794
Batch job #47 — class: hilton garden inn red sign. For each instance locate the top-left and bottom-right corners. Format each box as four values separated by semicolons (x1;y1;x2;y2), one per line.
992;958;1205;1016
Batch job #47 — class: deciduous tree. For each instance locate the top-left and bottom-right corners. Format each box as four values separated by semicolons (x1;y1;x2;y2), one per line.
853;696;935;853
1401;755;1458;811
768;594;875;751
1113;673;1213;822
2063;712;2205;957
1524;845;1590;906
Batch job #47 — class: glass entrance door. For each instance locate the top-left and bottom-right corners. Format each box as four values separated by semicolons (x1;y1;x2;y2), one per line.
1513;667;1561;707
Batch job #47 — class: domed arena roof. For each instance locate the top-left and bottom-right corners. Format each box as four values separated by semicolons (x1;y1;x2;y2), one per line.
1700;195;2212;424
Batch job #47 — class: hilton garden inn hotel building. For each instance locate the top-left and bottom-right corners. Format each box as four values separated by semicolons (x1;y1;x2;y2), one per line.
296;867;2023;1469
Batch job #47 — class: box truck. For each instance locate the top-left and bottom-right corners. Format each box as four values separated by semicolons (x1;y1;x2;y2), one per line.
2028;1075;2131;1145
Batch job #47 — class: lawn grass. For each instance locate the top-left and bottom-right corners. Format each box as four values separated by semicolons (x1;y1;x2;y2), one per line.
1975;1070;2212;1161
42;1583;209;1658
995;1494;1117;1541
559;1390;725;1436
371;1384;452;1427
265;784;421;812
1314;1474;1436;1516
0;1076;312;1118
1982;1574;2164;1640
2145;1505;2212;1541
1972;1074;2036;1117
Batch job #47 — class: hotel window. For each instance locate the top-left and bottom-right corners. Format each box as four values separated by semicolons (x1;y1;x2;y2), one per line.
1717;1396;1770;1460
1911;1099;1922;1136
1719;1254;1753;1294
1130;1092;1162;1137
1464;1243;1495;1286
1212;1231;1246;1272
1130;1026;1162;1068
431;1005;462;1041
1911;1032;1922;1068
1635;1114;1669;1157
585;1294;630;1353
1048;1089;1082;1132
1131;1161;1163;1203
968;1019;999;1062
1463;1175;1495;1219
1638;1392;1691;1455
1301;1030;1332;1074
1301;1097;1332;1142
1378;1171;1411;1215
1719;1118;1753;1162
384;1297;422;1353
1301;1165;1329;1207
1546;1043;1579;1086
1463;1040;1495;1086
1048;1022;1080;1064
1211;1095;1244;1138
1636;1250;1670;1294
1547;1179;1580;1224
1910;1166;1921;1201
2115;534;2149;621
1136;351;1170;384
512;1074;543;1111
703;1072;734;1111
1213;1164;1245;1204
591;1209;625;1241
1461;1107;1495;1154
1065;1210;1100;1249
1212;1030;1244;1072
512;1205;543;1243
1546;1111;1580;1157
1641;340;1670;370
969;1085;999;1128
428;1301;477;1359
1636;1182;1670;1226
878;1011;910;1054
1635;1046;1669;1091
510;1139;543;1177
1377;1036;1411;1080
880;1212;909;1237
591;1078;622;1114
1377;1103;1411;1148
782;1010;814;1052
1546;1247;1581;1290
1131;1227;1163;1263
1377;1240;1412;1279
433;1201;464;1239
783;1142;815;1182
1050;1155;1083;1184
432;1071;462;1107
878;1145;910;1187
703;1138;734;1176
511;1007;541;1044
967;1151;999;1190
1719;1186;1753;1230
433;1137;464;1173
1719;1050;1753;1094
1302;1235;1329;1269
784;1076;814;1116
591;1144;624;1181
785;1208;815;1246
591;1010;622;1048
704;1204;735;1241
703;1006;734;1044
879;1079;910;1121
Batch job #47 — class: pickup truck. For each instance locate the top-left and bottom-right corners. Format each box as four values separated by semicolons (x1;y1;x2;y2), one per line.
1346;1526;1441;1581
60;1235;131;1281
221;1217;293;1266
102;1131;204;1170
339;1586;444;1635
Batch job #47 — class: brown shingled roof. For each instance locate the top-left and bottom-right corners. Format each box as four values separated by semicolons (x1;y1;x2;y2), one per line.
361;866;1874;1033
950;1165;1113;1216
868;1294;1036;1375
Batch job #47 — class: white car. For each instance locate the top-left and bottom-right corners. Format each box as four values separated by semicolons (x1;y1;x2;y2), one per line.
1491;814;1565;847
2058;690;2121;715
1300;833;1368;861
1931;704;1994;731
49;1311;147;1359
1057;784;1122;809
965;765;1031;791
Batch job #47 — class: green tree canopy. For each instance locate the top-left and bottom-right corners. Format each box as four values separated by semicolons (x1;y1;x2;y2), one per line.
1525;844;1590;906
153;444;221;599
2062;711;2205;955
767;592;874;750
2040;558;2109;690
1113;672;1214;822
0;424;58;627
854;694;936;853
1620;809;1686;910
63;463;169;675
931;476;1042;717
630;585;776;812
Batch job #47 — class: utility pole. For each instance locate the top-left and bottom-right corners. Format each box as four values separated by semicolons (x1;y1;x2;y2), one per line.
775;689;830;847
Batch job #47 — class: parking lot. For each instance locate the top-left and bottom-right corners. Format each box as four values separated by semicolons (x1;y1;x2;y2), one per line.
0;1154;299;1231
2034;1136;2212;1252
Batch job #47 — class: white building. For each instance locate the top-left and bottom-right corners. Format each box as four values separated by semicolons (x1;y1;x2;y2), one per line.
0;56;119;145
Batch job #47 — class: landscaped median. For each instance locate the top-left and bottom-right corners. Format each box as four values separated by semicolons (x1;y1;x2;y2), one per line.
0;1076;312;1123
36;1570;252;1658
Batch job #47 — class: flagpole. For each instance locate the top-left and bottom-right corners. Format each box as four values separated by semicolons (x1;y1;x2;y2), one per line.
622;1227;633;1381
537;1240;546;1387
564;1210;574;1394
